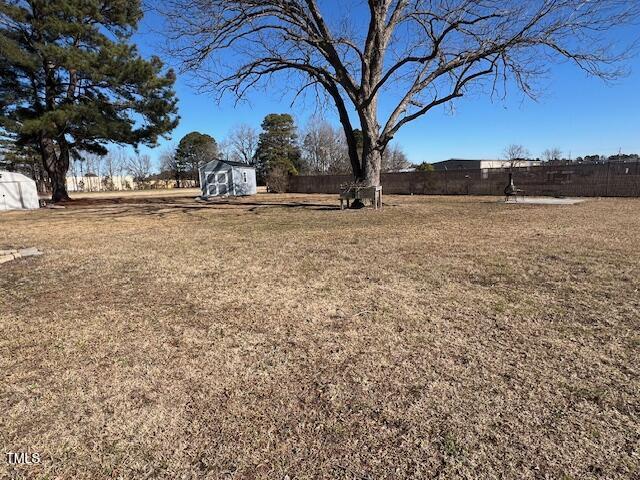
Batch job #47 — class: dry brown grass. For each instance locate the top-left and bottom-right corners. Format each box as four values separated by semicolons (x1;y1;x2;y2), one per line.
63;187;203;200
1;192;639;479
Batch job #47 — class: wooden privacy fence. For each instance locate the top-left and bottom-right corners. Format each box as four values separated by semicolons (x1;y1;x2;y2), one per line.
287;162;640;197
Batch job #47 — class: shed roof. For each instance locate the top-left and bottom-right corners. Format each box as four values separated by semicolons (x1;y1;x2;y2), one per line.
221;160;255;168
200;159;255;171
0;170;36;183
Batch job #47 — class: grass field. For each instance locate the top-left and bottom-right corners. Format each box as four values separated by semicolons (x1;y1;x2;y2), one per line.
1;192;639;479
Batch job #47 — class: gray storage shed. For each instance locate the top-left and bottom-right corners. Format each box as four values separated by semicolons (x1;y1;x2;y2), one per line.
199;160;257;197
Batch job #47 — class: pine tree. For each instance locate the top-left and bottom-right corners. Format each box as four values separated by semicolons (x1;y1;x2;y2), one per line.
175;132;218;186
255;114;301;184
0;128;49;189
0;0;179;201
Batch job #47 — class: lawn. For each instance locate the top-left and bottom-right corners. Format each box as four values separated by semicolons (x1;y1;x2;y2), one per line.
1;193;638;479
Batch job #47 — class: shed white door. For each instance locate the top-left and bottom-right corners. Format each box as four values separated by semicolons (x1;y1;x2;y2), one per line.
0;182;24;210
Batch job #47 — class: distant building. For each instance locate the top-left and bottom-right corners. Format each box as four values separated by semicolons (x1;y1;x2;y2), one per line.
66;174;135;192
608;154;639;164
431;159;542;171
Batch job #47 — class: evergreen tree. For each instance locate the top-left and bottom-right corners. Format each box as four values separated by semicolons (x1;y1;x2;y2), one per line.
0;129;48;190
415;162;434;172
175;132;218;186
255;114;301;184
0;0;179;201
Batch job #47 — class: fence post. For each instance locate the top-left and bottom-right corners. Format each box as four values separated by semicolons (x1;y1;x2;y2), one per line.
444;167;448;194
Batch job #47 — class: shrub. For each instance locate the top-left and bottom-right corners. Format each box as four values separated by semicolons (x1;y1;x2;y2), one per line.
266;165;290;193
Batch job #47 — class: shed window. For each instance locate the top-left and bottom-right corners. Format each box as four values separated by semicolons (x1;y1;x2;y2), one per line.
242;172;248;183
217;173;226;183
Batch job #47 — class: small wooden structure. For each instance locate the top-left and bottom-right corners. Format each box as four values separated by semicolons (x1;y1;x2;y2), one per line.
340;185;383;210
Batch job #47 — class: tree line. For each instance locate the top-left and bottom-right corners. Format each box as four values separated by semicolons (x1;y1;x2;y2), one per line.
503;145;640;167
2;111;412;193
157;113;412;191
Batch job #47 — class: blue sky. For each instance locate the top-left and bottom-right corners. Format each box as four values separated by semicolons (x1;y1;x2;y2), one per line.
133;8;640;167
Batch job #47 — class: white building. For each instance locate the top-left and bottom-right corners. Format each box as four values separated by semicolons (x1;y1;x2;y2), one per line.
66;175;135;192
431;159;542;170
0;171;40;211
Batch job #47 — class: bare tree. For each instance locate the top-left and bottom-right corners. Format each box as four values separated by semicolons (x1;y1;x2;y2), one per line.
542;147;563;163
503;144;530;171
158;144;183;186
104;149;127;190
69;157;81;192
227;124;259;165
83;153;102;177
82;153;104;191
126;153;152;187
381;144;411;172
162;0;638;189
115;150;128;187
217;138;232;162
265;164;290;193
301;117;350;174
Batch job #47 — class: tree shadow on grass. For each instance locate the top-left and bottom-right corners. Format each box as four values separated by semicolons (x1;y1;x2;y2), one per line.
54;196;341;220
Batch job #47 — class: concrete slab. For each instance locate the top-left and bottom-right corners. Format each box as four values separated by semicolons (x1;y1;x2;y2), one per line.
504;197;585;205
18;247;42;257
0;254;16;264
0;247;42;264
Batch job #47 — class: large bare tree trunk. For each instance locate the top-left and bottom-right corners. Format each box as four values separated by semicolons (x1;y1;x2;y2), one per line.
362;149;382;187
348;106;383;207
40;136;70;202
347;146;381;209
357;102;383;187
